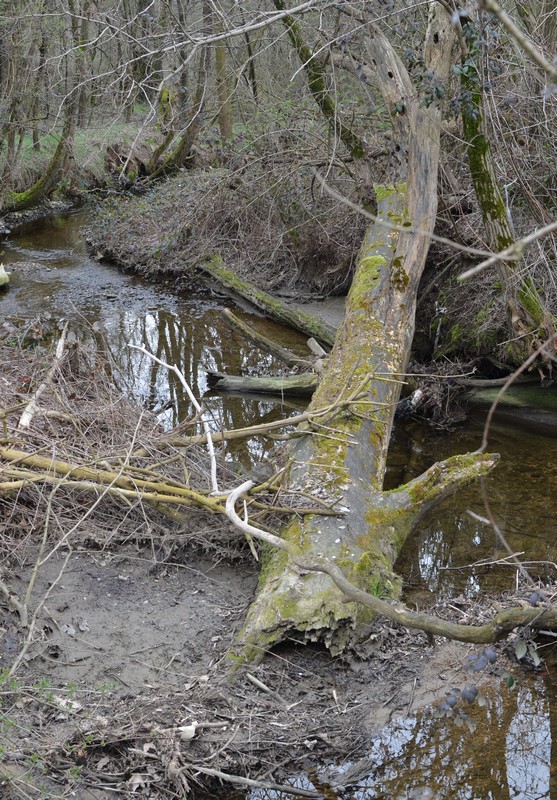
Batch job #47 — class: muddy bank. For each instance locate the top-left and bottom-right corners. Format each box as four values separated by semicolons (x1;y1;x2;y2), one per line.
1;321;554;800
82;175;557;436
2;545;515;798
84;168;364;297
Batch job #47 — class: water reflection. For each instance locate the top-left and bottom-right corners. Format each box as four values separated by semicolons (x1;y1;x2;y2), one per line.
245;679;556;799
393;422;557;599
4;209;557;800
90;305;306;471
1;211;307;471
3;212;557;581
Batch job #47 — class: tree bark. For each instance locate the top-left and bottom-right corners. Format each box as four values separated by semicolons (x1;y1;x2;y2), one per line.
5;105;76;211
206;370;317;396
214;11;233;143
234;5;496;660
200;257;337;346
459;13;555;362
149;8;212;178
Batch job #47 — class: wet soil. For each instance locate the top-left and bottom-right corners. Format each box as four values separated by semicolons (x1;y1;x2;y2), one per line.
0;372;517;798
2;537;510;800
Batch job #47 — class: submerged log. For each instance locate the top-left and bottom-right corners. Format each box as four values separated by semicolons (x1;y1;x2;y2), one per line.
201;257;337;347
206;370;318;396
222;309;311;367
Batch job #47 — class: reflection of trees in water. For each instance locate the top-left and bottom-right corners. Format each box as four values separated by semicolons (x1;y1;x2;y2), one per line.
82;306;304;471
247;682;553;800
326;683;551;800
393;423;557;599
548;663;557;799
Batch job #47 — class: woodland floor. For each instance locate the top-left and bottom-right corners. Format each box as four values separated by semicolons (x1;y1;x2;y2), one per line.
1;537;513;800
0;335;521;800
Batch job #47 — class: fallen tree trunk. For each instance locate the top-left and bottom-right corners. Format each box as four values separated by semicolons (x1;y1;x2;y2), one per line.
227;480;557;645
206;370;318;396
234;5;497;660
200;257;337;347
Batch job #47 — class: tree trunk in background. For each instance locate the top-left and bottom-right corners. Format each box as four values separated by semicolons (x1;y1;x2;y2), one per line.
215;16;233;142
150;43;211;175
5;96;76;210
77;3;91;128
459;13;555;363
4;0;81;209
236;6;495;661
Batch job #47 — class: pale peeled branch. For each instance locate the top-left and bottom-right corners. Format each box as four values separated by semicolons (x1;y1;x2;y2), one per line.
0;263;10;287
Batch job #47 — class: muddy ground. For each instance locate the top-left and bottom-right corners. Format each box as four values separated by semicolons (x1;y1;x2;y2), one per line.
0;327;518;800
1;538;509;800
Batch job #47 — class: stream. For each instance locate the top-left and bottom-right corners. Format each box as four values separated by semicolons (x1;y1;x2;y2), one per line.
1;210;557;799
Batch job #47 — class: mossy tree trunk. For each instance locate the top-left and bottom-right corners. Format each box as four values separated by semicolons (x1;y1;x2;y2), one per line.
148;1;212;178
215;11;233;143
237;6;495;660
5;101;76;212
201;256;337;346
459;13;555;361
273;0;374;206
4;0;85;211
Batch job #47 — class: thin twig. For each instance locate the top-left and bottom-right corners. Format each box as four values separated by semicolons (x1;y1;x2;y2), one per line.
18;322;69;430
181;763;321;798
129;344;220;493
458;219;557;282
477;334;557;453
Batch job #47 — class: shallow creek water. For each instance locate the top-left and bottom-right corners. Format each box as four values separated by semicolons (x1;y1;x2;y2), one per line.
2;211;557;798
1;210;308;472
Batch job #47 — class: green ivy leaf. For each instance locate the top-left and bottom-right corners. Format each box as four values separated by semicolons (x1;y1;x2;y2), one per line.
528;645;541;667
515;640;527;660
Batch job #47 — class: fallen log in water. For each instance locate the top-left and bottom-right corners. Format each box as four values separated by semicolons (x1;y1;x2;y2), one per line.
206;370;318;396
222;309;312;368
200;256;337;347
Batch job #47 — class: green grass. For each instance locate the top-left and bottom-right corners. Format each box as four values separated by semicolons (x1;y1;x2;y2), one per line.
0;108;160;192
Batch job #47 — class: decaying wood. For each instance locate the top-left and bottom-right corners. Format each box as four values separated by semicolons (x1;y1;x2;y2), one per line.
235;5;476;660
147;389;376;450
206;370;318;396
200;256;337;347
180;764;321;799
226;479;557;646
223;309;311;367
0;445;225;517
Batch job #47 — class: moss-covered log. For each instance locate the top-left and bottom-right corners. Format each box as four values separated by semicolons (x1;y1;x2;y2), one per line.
200;257;337;347
5;111;75;212
235;6;490;661
206;370;318;396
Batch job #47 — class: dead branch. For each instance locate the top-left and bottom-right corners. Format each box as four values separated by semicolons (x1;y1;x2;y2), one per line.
223;309;311;367
200;257;337;346
0;445;225;515
18;321;69;429
145;379;386;451
225;480;557;648
206;370;318;396
180;763;321;798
